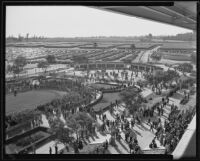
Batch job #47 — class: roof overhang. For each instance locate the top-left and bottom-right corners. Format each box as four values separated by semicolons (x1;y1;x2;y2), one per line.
95;2;196;31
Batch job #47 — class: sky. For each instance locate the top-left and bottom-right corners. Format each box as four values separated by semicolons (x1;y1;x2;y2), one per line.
6;6;192;38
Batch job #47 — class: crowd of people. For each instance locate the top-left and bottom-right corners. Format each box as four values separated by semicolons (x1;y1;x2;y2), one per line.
94;109;143;154
94;92;195;155
5;67;196;155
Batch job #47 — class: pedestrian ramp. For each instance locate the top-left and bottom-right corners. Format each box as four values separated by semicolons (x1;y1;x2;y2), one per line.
104;111;115;121
115;139;130;154
141;88;153;98
108;146;120;154
142;147;166;154
114;140;129;154
35;141;65;154
93;131;111;144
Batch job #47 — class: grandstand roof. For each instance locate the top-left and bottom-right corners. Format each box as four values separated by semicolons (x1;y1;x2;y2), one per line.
96;1;196;31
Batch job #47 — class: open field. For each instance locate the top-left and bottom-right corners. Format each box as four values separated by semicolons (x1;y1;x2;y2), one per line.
6;90;67;114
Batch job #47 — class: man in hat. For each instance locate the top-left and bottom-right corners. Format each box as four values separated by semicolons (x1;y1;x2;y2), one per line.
105;140;108;150
125;131;129;142
129;142;133;154
49;147;52;154
131;119;135;128
150;123;154;132
55;144;58;154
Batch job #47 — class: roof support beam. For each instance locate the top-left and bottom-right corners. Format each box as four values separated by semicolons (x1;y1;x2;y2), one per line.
94;6;196;30
140;6;171;18
160;6;196;23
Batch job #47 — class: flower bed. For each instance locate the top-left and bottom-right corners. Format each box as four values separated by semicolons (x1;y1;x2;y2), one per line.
6;126;52;154
15;132;45;147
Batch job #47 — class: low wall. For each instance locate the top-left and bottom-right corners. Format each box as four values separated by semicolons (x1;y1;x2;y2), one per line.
6;126;49;145
18;134;54;154
6;126;53;154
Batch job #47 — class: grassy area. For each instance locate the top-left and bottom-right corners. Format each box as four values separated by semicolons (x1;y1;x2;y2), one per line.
160;42;195;49
90;83;117;89
6;90;66;114
6;131;50;154
118;43;155;49
92;92;121;111
163;55;191;61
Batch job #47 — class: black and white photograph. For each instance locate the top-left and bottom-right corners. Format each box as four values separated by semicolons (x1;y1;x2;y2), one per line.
2;0;198;159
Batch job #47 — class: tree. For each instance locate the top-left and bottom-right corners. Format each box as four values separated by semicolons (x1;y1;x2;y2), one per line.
37;61;49;74
18;34;23;41
66;115;82;141
190;52;196;64
66;112;94;141
12;65;22;78
177;63;193;74
148;33;153;41
144;70;166;94
137;80;148;89
6;64;13;73
26;33;29;41
9;109;41;125
46;55;56;64
14;55;27;68
166;69;180;84
74;112;94;134
120;87;143;115
130;44;136;50
123;59;132;64
72;55;88;64
93;42;98;48
50;118;74;148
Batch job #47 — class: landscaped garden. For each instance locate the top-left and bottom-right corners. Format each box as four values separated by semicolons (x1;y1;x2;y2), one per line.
5;53;196;155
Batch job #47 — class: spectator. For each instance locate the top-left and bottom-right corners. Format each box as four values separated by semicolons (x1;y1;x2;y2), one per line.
55;145;58;154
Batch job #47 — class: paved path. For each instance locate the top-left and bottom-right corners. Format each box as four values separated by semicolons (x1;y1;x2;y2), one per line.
33;141;65;154
132;50;144;63
141;88;153;98
139;46;161;63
